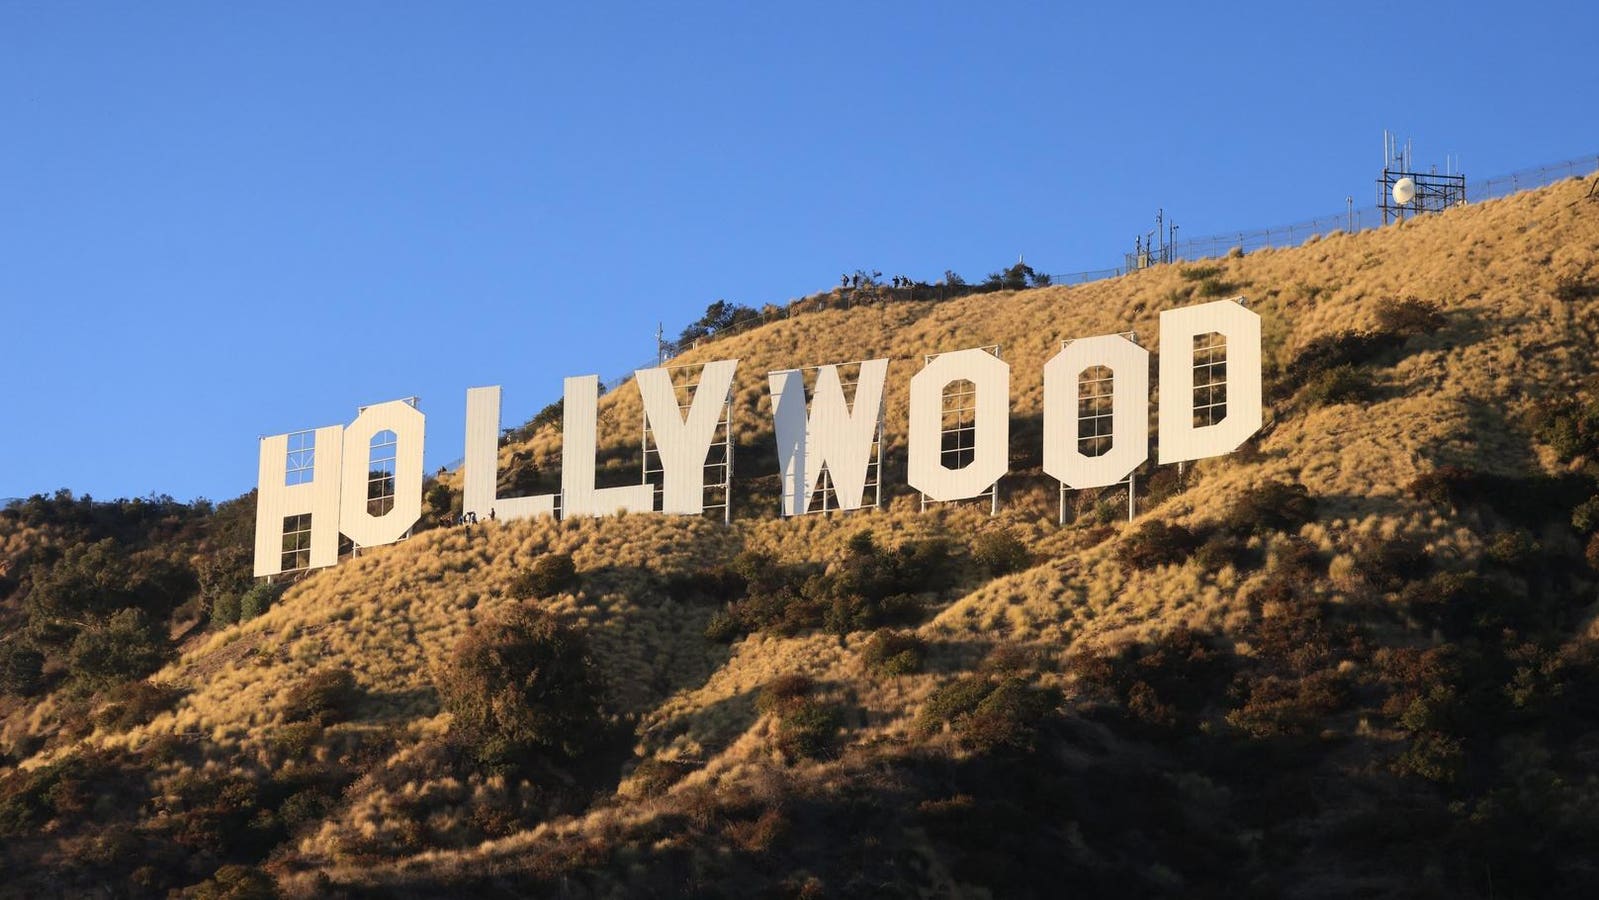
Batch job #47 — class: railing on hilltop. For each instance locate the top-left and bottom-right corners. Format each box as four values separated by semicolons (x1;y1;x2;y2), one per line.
1083;153;1599;269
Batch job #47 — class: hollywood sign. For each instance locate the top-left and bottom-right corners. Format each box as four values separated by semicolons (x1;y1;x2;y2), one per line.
253;298;1260;577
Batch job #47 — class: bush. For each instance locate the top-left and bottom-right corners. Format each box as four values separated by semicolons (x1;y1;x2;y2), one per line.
1274;330;1404;400
1373;297;1445;337
631;757;695;797
1118;521;1198;569
964;678;1060;751
282;667;359;725
0;640;45;696
186;864;279;900
1066;628;1232;730
1225;670;1349;737
1194;532;1253;571
914;675;1057;750
239;582;284;622
972;529;1030;577
434;605;606;765
774;700;842;761
1222;480;1316;536
916;676;994;735
68;608;167;690
211;590;242;627
1299;364;1375;407
757;674;816;716
862;629;927;676
704;609;742;643
513;553;579;599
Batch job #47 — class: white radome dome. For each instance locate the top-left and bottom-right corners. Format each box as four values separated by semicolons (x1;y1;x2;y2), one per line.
1392;177;1416;205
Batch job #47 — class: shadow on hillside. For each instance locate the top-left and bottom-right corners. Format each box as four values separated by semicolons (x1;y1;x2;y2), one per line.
922;638;1006;675
1307;492;1419;524
640;687;761;759
361;684;439;723
1418;397;1541;476
577;564;739;717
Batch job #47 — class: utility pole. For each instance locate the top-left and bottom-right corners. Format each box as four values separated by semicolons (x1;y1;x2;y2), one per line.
656;322;665;366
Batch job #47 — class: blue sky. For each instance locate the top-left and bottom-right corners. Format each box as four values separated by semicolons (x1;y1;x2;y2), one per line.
2;1;1596;502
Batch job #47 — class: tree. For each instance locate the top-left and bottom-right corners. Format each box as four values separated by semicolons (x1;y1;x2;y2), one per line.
68;608;167;690
0;640;45;696
434;605;606;765
677;299;759;346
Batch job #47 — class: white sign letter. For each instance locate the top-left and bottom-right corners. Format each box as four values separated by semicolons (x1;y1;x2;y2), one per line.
339;399;426;548
908;348;1009;502
463;386;557;522
1044;335;1150;489
1158;298;1263;464
636;359;738;515
253;424;344;577
562;375;653;517
769;359;888;516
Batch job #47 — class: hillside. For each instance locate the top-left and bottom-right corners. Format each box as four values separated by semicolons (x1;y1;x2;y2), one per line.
5;174;1599;898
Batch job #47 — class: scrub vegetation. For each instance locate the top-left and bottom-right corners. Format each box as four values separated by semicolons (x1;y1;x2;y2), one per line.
4;175;1599;897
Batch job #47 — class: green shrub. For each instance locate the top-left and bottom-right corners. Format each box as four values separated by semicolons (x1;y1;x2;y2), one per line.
703;609;742;643
961;677;1059;751
1274;330;1404;400
774;700;842;761
1193;532;1253;571
186;864;279;900
0;640;45;696
68;608;167;690
862;629;927;676
972;529;1030;577
512;553;578;599
1118;521;1198;569
277;788;335;833
1066;627;1232;730
1221;480;1316;536
282;667;359;725
239;582;285;622
915;676;996;736
434;605;606;766
1300;364;1375;407
211;590;242;627
1225;670;1348;737
757;673;816;716
631;757;696;797
269;721;323;758
1373;297;1445;337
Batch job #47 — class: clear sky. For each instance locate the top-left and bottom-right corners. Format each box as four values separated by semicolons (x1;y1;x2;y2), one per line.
2;1;1596;502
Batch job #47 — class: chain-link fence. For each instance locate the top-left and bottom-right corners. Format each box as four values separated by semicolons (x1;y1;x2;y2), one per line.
1047;153;1599;277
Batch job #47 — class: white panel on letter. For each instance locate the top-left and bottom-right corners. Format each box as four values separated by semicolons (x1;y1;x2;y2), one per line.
463;386;557;522
908;349;1010;502
1157;299;1263;464
636;359;738;515
339;399;426;548
768;359;888;516
1044;335;1150;489
561;375;653;517
253;424;344;577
